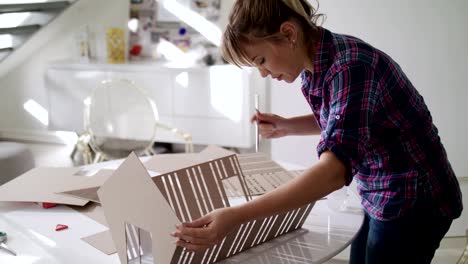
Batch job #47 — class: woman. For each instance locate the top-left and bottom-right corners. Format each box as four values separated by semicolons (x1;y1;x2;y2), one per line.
172;0;463;263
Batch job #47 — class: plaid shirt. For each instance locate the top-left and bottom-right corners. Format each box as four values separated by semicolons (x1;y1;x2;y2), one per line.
301;27;463;220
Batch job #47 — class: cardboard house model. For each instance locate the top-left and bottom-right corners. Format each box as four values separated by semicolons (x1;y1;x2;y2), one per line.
97;152;314;264
0;146;315;263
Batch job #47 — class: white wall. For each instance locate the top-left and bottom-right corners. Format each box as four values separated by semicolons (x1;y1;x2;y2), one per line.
270;0;468;178
0;0;129;134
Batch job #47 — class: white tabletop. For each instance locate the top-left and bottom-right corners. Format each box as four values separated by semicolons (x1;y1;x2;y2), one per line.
0;159;363;264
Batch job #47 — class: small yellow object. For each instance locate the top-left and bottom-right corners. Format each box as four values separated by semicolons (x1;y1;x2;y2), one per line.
106;28;126;64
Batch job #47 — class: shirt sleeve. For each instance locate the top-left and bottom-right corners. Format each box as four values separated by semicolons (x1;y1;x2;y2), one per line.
317;63;381;185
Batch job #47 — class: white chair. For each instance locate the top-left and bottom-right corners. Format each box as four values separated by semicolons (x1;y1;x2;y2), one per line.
83;79;193;163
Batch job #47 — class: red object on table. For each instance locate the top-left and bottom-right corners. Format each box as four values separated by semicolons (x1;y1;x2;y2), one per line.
55;224;69;231
129;44;142;56
37;202;57;209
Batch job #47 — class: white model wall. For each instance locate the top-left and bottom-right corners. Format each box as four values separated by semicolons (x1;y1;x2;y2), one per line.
270;0;468;177
0;0;129;133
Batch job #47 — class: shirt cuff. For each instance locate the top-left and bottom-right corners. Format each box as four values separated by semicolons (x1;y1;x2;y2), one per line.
317;142;355;186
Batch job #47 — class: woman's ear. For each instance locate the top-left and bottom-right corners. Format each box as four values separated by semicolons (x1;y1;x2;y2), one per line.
279;21;298;43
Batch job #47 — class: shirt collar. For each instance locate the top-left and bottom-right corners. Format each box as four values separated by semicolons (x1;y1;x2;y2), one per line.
312;27;334;73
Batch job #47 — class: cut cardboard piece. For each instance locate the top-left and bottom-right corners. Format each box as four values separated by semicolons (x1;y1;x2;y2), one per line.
222;170;295;197
61;148;290;203
58;169;115;203
143;152;205;174
97;153;181;264
235;152;296;196
59;169;115;192
97;152;313;264
0;167;91;206
198;144;237;159
236;152;285;175
70;201;108;227
61;186;101;203
82;230;116;255
73;204;116;253
145;148;298;197
143;145;236;174
78;149;306;256
60;149;240;204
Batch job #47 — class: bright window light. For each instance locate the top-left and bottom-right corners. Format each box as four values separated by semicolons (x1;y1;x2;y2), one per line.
0;12;31;28
159;0;222;46
156;38;198;67
157;39;186;61
210;66;243;122
128;18;139;33
28;230;56;247
23;99;49;126
106;122;114;133
83;97;91;106
175;71;189;88
0;34;13;50
55;131;78;145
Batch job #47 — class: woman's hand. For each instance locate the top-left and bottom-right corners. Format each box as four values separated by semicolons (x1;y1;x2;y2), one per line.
171;207;243;252
251;112;290;139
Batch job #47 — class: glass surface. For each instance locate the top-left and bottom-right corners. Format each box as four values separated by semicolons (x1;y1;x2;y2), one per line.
87;79;158;159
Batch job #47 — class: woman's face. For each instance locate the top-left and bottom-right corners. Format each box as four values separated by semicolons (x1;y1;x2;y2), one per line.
242;38;305;83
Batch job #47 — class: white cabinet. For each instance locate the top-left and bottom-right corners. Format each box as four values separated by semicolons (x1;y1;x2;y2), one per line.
46;62;267;148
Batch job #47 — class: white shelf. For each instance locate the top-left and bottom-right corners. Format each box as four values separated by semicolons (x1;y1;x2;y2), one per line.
45;62;266;148
47;60;234;72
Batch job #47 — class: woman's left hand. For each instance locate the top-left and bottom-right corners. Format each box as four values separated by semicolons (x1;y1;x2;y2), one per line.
171;207;243;252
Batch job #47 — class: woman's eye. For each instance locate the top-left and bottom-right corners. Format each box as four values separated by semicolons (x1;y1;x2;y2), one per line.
253;57;265;66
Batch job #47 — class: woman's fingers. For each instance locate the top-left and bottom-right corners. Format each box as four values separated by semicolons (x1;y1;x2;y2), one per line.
171;230;213;245
181;215;211;228
260;123;287;139
259;123;275;132
251;112;278;123
175;239;212;252
174;224;212;240
171;208;242;252
172;217;219;246
250;113;258;123
252;113;288;139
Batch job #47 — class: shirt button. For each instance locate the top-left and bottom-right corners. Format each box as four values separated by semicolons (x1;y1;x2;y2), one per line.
335;115;341;120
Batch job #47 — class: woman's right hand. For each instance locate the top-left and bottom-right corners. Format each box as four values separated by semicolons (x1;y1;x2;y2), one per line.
251;112;290;139
172;207;243;252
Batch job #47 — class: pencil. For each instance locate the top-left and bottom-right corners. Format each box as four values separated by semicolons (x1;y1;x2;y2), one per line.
254;93;259;153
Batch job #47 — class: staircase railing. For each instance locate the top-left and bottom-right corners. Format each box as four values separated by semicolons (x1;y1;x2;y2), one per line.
0;1;72;62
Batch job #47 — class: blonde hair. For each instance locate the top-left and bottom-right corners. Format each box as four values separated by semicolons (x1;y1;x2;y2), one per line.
221;0;323;67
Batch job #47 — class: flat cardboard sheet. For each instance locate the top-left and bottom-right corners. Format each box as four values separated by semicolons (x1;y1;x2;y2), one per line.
59;169;115;192
143;145;236;173
70;202;108;227
237;152;285;175
60;186;101;203
81;230;116;255
143;152;204;173
223;170;295;196
0;167;90;206
235;152;296;195
58;169;115;203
